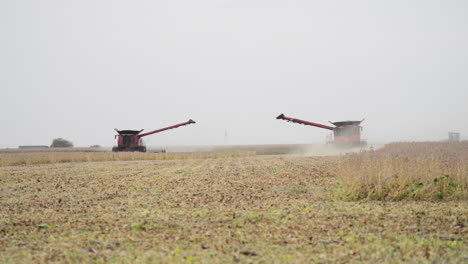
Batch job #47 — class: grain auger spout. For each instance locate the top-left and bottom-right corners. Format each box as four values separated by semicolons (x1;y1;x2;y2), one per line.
138;119;196;138
276;114;334;131
112;119;196;152
276;113;366;147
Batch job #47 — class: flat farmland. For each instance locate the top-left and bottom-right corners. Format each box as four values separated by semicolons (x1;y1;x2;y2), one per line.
0;148;466;263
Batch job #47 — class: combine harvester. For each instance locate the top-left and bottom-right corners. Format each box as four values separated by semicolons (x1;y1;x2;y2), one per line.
113;119;196;152
276;113;366;147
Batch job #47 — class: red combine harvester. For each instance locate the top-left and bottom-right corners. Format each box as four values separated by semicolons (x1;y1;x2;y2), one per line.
112;119;196;152
276;114;366;147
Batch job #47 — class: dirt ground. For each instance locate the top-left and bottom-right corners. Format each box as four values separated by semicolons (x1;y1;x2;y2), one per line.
0;155;466;263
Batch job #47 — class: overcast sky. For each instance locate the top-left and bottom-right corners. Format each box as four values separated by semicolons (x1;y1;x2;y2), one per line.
1;0;467;147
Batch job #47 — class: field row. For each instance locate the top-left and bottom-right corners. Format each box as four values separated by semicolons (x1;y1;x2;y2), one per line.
0;151;255;167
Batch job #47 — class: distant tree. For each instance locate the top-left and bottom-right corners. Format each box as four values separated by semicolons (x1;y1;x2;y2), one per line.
90;145;101;148
50;138;74;148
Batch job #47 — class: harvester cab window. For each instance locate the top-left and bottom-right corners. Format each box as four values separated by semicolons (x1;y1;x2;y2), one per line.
336;127;348;137
123;135;132;147
336;126;355;137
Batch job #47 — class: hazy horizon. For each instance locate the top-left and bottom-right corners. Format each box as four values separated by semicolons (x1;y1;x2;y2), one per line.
1;1;467;148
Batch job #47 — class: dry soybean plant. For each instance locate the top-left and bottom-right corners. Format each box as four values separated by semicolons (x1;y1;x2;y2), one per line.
333;142;468;201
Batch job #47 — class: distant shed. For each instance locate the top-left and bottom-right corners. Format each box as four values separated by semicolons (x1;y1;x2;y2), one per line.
448;132;460;142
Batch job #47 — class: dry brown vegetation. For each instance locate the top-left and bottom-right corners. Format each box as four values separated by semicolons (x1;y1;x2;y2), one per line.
0;147;104;154
0;144;466;263
334;142;468;201
0;152;255;167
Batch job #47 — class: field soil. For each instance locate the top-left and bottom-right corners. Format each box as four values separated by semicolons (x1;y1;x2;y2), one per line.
0;154;466;263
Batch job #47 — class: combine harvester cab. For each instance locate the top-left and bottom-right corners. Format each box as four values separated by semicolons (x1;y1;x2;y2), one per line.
276;114;366;147
113;119;196;152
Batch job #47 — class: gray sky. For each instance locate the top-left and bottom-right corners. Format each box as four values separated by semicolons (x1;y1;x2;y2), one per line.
1;0;467;147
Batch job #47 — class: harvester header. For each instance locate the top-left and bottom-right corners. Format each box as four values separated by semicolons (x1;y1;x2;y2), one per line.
276;113;366;147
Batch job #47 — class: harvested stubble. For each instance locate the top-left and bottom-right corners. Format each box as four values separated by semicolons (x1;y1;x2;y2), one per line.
334;142;468;201
0;154;466;263
0;151;255;167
